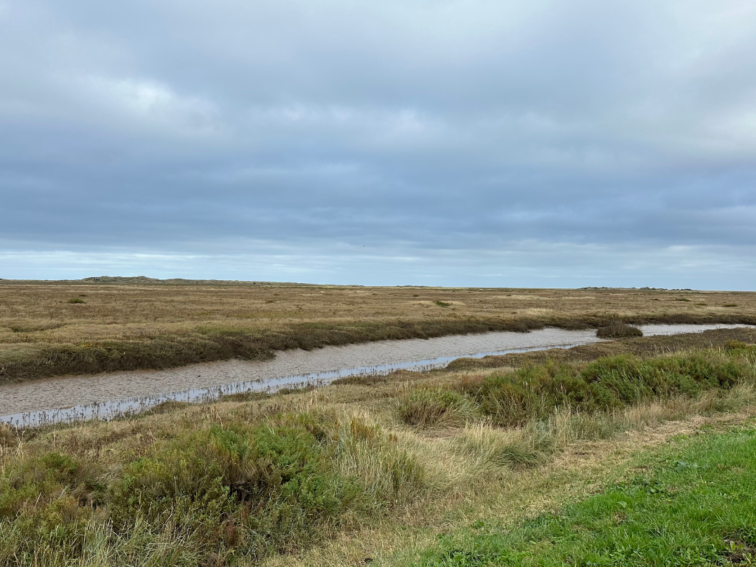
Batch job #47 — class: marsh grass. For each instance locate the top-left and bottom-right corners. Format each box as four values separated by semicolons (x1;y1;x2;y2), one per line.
2;344;756;565
2;283;755;382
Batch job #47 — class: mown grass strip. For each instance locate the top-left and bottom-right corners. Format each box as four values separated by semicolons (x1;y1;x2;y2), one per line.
413;426;756;566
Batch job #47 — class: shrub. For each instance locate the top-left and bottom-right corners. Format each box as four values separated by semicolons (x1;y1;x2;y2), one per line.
0;412;426;565
109;419;364;557
66;298;86;304
457;353;751;427
0;453;104;563
596;322;643;339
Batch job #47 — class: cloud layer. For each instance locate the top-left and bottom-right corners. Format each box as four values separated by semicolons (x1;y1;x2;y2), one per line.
2;0;755;288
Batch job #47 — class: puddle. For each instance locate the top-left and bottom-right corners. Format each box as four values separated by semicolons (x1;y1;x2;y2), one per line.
0;324;750;427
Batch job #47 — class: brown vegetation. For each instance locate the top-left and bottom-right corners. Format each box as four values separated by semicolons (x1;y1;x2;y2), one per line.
595;321;643;338
1;281;755;382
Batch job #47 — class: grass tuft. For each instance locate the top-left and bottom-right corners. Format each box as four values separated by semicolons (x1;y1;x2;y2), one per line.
397;388;478;428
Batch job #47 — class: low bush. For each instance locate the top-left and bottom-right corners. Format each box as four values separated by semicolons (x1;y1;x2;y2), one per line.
457;352;752;427
0;412;427;565
0;453;105;563
109;420;364;556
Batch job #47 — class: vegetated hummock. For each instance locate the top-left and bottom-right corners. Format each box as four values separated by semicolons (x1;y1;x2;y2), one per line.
0;279;755;382
596;321;643;338
1;330;756;566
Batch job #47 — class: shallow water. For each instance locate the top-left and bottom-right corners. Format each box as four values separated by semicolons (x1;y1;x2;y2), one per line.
0;324;750;427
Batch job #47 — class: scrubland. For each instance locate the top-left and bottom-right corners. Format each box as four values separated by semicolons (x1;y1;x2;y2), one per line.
1;280;755;381
2;329;756;566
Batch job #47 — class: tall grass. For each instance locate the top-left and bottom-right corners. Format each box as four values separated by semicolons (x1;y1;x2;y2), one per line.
397;388;479;428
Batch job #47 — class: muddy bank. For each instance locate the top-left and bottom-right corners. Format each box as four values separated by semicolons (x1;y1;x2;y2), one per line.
0;324;751;426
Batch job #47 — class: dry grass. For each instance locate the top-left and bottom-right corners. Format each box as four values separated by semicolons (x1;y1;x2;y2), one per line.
1;282;755;382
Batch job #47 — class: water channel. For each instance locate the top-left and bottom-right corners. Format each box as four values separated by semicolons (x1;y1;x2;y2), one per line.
0;324;750;427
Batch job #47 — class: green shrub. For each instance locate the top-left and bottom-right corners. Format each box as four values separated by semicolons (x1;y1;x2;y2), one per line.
0;453;104;563
458;353;751;427
66;298;85;304
109;420;364;556
0;413;424;565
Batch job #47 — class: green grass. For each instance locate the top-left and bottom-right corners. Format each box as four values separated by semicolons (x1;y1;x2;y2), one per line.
412;425;756;566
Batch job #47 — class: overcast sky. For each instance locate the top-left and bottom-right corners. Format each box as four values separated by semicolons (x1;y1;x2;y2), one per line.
1;0;755;288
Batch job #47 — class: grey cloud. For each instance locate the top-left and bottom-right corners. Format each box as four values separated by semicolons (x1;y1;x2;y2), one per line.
1;0;755;287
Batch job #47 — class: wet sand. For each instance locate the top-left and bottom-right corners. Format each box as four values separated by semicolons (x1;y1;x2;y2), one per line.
0;324;749;425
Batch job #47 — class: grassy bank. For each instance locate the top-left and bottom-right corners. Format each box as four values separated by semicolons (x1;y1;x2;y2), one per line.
409;426;756;566
1;338;756;565
1;283;755;382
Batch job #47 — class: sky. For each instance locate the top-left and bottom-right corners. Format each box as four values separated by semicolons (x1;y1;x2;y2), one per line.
1;0;755;289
